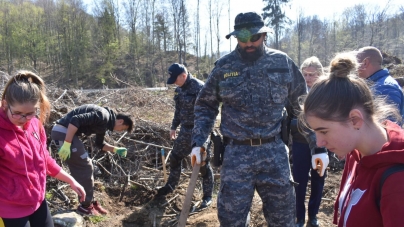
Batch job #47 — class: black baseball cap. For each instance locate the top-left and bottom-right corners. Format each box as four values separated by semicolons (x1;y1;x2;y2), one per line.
167;63;186;84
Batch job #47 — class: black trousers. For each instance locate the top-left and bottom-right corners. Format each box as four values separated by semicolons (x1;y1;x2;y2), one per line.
1;199;53;227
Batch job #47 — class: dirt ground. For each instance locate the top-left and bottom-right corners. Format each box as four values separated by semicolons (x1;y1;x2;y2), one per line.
49;160;344;227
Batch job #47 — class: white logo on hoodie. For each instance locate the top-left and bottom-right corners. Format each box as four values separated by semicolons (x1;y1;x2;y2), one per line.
339;171;367;227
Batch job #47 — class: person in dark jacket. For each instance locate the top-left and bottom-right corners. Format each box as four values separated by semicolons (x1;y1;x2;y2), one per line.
51;104;133;216
291;56;326;227
190;12;328;227
355;46;404;123
155;63;214;210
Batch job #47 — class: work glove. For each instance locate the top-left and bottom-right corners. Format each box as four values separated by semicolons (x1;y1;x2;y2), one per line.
191;147;207;167
58;141;71;161
311;148;329;177
113;147;127;158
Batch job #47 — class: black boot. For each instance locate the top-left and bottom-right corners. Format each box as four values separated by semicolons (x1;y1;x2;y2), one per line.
295;219;305;227
308;216;319;227
198;196;212;209
155;185;173;198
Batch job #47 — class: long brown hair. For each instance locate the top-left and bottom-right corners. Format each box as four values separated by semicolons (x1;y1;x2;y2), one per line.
2;70;50;124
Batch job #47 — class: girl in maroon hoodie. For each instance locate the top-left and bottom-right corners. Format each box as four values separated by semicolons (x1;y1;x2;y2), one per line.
0;71;86;227
299;53;404;227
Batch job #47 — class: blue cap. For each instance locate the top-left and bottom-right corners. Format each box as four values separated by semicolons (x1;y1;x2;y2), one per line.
167;63;185;84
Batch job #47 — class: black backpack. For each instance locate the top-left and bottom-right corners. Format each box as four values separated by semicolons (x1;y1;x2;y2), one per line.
376;164;404;209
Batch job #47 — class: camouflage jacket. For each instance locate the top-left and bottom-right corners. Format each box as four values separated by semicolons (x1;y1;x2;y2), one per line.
192;45;314;148
171;74;204;130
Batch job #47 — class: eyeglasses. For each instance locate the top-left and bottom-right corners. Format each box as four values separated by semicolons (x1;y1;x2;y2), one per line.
8;105;38;120
302;72;318;77
236;33;262;43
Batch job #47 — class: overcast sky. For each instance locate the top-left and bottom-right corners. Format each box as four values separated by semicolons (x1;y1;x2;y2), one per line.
83;0;402;53
204;0;402;52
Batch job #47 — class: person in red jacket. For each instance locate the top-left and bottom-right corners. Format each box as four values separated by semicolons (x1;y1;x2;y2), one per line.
0;71;86;227
300;52;404;227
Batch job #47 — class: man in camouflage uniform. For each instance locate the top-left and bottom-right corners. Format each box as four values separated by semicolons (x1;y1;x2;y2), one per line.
156;63;214;209
190;12;328;226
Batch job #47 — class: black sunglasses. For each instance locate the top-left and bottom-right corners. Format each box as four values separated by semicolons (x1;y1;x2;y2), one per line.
236;33;262;43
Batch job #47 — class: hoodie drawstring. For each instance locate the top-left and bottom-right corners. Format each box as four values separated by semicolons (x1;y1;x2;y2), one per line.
13;129;34;190
12;123;48;190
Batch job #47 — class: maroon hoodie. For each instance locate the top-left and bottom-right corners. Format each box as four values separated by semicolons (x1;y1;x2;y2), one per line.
333;121;404;227
0;109;61;218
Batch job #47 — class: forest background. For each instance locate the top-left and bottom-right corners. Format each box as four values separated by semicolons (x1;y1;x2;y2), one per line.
0;0;403;89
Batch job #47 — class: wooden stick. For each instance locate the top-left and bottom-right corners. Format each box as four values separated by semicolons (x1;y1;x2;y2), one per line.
119;175;130;202
160;194;179;207
54;89;67;103
123;137;172;150
178;163;201;227
165;149;173;163
157;214;177;218
161;148;167;183
116;132;127;143
129;180;153;191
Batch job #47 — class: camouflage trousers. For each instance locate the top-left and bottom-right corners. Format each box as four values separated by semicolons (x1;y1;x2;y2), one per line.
218;137;295;227
166;125;214;198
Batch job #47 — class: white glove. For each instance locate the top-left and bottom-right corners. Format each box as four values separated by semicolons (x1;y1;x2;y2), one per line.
311;150;329;177
191;147;207;167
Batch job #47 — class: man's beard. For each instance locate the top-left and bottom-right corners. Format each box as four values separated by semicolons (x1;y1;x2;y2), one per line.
239;43;264;62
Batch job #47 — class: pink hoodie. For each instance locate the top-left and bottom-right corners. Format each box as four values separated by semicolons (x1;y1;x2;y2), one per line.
0;108;61;218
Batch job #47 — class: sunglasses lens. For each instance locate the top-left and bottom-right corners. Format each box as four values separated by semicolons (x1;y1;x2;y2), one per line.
236;34;261;43
250;34;261;42
237;36;249;43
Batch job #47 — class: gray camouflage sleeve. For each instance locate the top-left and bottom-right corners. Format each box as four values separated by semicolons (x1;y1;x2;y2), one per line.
171;93;180;130
192;68;221;147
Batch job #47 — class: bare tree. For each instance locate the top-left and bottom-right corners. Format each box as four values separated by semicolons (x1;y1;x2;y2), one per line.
228;0;231;52
213;0;224;58
208;0;213;66
296;8;303;66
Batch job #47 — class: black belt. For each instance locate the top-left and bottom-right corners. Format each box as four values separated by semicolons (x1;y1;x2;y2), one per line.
182;125;194;129
223;137;276;146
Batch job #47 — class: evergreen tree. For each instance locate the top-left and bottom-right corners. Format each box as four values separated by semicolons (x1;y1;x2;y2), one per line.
262;0;291;49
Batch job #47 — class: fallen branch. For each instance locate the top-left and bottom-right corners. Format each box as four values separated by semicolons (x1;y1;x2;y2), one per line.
54;89;67;103
119;175;130;202
157;214;177;218
182;172;221;179
124;137;172;150
129;180;153;191
160;194;179;207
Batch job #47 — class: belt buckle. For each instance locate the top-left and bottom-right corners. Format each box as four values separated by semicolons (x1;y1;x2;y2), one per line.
250;139;262;146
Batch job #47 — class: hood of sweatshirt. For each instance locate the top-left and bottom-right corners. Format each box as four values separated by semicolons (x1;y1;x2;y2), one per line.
357;121;404;169
0;107;31;131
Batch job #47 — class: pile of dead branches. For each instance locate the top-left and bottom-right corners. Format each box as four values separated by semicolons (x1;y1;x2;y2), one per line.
43;86;184;210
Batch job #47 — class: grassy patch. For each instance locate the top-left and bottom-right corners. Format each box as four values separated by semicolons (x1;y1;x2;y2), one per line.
88;215;107;224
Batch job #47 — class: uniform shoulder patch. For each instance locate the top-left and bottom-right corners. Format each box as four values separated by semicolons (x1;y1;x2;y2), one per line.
223;71;240;79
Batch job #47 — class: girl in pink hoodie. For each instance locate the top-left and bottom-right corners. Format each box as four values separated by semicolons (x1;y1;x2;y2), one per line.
300;53;404;227
0;71;86;227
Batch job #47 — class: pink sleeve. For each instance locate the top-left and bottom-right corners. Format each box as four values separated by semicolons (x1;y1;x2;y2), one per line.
381;171;404;227
39;123;62;177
